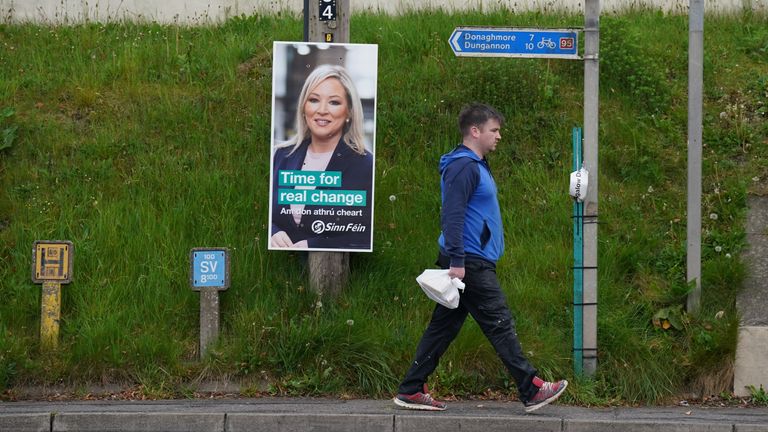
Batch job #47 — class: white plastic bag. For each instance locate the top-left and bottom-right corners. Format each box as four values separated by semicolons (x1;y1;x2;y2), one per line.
416;269;466;309
569;166;589;202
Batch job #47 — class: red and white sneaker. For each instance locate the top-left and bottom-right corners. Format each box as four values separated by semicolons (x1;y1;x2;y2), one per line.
393;384;447;411
524;377;568;412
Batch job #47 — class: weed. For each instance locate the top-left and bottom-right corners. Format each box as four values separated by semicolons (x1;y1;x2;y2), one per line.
748;385;768;406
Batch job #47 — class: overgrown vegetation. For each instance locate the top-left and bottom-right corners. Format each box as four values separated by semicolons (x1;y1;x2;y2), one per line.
0;9;766;404
749;385;768;406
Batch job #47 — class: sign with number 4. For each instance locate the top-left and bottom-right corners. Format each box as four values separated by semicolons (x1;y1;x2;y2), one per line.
319;0;336;21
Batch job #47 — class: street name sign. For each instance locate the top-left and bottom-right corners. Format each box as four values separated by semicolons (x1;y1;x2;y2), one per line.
449;27;581;59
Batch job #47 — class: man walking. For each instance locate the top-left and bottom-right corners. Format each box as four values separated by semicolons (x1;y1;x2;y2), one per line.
394;103;568;413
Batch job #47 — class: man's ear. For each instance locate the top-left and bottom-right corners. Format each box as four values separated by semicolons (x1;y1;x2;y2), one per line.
470;125;481;138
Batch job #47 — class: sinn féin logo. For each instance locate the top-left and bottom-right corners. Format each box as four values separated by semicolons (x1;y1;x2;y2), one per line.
311;220;326;234
311;220;367;234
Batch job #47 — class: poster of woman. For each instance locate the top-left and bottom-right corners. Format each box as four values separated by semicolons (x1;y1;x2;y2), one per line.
269;42;378;252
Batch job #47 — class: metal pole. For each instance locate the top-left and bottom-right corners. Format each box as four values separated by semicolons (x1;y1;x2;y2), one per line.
686;0;704;314
582;0;600;377
303;0;309;42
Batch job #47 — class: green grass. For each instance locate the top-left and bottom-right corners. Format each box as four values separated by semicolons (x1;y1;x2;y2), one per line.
1;9;767;403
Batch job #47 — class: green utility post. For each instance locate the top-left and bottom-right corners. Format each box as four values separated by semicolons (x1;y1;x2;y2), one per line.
572;127;584;377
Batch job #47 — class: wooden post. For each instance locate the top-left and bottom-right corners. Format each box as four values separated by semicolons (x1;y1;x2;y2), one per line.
308;252;349;298
305;0;351;297
306;0;350;44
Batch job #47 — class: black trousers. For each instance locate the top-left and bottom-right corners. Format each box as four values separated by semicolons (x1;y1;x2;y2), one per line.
398;255;539;403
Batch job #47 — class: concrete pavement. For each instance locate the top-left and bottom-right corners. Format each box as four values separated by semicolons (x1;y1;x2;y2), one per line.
735;195;768;396
1;398;767;432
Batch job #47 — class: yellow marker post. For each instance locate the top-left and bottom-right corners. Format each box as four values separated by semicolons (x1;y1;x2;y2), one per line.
32;240;73;351
40;281;61;349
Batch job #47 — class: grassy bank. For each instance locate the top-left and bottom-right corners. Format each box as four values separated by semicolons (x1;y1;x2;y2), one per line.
1;9;767;404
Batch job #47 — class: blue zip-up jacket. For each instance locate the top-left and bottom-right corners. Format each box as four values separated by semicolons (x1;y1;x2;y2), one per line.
438;145;504;267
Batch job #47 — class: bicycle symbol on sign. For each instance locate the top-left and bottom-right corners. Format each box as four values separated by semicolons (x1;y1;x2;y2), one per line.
537;37;556;49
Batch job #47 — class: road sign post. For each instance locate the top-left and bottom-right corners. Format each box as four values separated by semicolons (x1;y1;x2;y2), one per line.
32;240;73;350
582;0;600;377
190;248;230;358
449;20;598;377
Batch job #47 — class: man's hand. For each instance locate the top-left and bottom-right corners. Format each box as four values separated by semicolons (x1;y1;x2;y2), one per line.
448;266;465;280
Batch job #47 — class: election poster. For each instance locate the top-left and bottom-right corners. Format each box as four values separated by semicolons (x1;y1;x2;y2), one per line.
268;42;378;252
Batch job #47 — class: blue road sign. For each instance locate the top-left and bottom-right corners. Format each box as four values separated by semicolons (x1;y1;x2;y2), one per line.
449;27;580;59
191;248;230;290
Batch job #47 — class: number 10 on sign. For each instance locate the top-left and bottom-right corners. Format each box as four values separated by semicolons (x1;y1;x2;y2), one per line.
319;0;336;21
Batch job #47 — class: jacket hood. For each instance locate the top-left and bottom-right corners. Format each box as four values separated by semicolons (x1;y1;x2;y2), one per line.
439;145;481;174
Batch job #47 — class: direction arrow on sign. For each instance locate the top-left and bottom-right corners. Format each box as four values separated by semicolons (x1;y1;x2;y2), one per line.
449;27;581;59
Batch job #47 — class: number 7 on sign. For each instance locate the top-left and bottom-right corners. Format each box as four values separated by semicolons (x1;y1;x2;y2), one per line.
319;0;336;21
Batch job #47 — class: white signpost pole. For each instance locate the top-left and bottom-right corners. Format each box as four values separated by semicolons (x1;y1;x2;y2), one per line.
581;0;600;377
686;0;704;314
